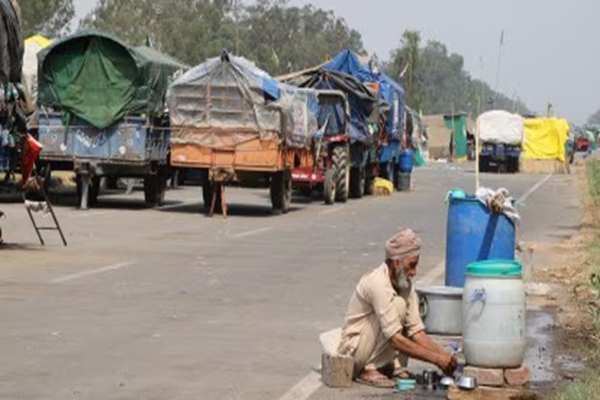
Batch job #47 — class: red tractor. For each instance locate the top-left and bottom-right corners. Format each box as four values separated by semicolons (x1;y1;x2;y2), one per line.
292;90;350;204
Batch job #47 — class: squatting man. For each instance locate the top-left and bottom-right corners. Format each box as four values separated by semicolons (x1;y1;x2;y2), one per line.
337;229;458;388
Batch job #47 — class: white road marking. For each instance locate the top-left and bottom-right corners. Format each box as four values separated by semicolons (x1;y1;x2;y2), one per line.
516;173;553;205
50;262;136;284
277;371;322;400
230;227;273;239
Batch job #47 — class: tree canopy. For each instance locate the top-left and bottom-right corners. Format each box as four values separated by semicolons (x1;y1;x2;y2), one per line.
19;0;74;37
81;0;363;74
18;1;529;116
588;109;600;125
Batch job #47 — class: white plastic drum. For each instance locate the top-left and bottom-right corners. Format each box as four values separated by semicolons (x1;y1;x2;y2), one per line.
462;260;526;368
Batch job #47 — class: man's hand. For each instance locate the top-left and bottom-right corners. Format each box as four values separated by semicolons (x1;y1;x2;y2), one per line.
436;353;458;376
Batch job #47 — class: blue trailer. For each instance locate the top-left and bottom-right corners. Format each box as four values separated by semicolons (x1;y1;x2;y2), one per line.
35;31;186;209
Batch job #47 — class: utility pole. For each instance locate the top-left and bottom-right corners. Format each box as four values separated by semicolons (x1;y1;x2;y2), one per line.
493;30;505;108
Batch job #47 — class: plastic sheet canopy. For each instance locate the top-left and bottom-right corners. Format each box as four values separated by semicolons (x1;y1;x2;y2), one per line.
522;118;569;162
167;55;319;150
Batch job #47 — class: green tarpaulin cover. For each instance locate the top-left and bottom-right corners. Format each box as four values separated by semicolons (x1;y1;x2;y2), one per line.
37;30;186;129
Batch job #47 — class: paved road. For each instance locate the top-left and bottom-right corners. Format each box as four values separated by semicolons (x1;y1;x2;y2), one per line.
0;163;580;399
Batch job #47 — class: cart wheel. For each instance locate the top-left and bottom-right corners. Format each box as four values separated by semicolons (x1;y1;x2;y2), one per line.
332;145;349;203
271;170;292;215
323;169;336;205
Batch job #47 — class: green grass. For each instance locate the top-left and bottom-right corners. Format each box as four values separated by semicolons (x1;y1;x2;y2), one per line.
587;160;600;204
554;374;600;400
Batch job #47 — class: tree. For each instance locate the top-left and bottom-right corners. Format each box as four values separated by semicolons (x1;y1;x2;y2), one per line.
81;0;239;65
385;30;530;117
588;109;600;125
81;0;363;74
387;30;424;111
19;0;74;37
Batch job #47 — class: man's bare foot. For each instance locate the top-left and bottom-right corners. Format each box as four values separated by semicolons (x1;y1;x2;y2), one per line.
355;370;395;388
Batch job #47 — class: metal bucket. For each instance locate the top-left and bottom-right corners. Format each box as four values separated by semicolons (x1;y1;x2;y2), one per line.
417;286;463;336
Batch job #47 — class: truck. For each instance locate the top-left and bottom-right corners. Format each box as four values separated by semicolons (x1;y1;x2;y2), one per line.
167;52;321;215
477;110;524;173
35;31;186;209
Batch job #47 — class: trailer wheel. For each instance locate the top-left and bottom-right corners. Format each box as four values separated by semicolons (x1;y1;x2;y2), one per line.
76;174;100;208
271;170;292;215
145;167;169;207
332;146;349;203
350;166;365;199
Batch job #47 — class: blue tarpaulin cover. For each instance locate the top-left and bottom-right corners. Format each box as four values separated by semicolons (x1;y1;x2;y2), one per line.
325;50;405;142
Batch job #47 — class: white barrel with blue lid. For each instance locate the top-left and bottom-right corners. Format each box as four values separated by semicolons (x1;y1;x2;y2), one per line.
462;260;526;368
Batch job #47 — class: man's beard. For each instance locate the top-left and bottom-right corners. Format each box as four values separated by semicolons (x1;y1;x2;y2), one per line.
394;268;412;293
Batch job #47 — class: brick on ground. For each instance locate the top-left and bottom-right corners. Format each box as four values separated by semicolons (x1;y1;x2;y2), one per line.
504;365;531;387
319;328;353;388
463;366;504;387
448;385;536;400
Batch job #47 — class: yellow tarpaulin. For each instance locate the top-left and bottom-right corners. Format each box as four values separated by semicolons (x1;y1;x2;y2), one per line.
522;118;569;162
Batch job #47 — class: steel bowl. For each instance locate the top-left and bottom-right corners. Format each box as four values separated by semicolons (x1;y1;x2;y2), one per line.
457;376;477;390
439;376;455;388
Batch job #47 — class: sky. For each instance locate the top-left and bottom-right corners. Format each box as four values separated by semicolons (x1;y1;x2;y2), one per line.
73;0;600;124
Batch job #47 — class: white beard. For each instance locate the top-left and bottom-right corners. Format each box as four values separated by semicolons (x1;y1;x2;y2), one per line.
395;268;412;293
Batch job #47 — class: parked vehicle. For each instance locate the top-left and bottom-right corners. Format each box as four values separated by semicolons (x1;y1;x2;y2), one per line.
167;52;321;215
0;0;26;187
291;90;350;204
478;110;524;173
35;31;186;209
324;51;406;195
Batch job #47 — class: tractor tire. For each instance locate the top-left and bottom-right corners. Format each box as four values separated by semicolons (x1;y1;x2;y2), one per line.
332;145;349;203
323;169;336;205
350;166;365;199
271;170;292;215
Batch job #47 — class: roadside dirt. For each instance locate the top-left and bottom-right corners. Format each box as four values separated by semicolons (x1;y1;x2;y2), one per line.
522;166;599;387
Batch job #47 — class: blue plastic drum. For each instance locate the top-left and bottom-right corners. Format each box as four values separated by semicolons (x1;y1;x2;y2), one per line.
445;195;516;288
399;149;414;173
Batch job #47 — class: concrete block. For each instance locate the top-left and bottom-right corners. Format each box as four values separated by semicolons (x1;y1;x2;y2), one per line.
319;328;354;388
463;366;504;387
504;365;531;387
321;352;353;388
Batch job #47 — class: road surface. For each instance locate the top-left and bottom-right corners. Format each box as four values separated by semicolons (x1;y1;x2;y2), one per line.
0;163;581;399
